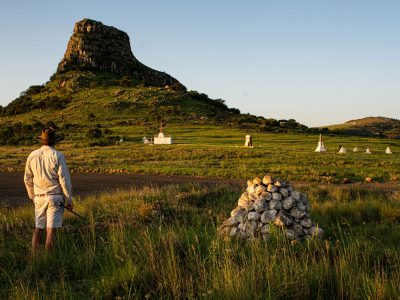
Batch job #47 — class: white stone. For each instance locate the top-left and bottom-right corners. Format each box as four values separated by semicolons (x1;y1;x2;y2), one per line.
282;197;295;210
315;134;327;152
290;207;306;219
274;211;293;227
386;147;392;154
291;191;301;201
142;136;151;144
249;221;257;236
244;135;253;147
248;212;261;221
154;135;173;144
254;198;268;212
272;192;282;201
285;229;296;240
260;210;277;223
248;193;258;202
269;199;281;210
280;188;289;197
262;175;272;185
244;200;255;212
260;224;271;234
230;227;238;237
338;146;347;154
246;185;256;193
300;218;312;228
255;185;266;195
267;184;278;193
297;202;306;212
238;222;246;232
260;192;272;201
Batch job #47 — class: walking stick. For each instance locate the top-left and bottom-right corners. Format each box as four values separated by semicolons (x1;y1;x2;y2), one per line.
59;202;86;220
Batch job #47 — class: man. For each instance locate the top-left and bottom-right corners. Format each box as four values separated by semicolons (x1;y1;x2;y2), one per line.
24;127;73;252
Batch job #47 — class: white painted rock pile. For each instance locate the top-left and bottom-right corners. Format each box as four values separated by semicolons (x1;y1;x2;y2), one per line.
219;175;324;241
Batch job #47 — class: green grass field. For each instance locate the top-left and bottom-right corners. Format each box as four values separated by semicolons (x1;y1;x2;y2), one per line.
1;126;399;183
1;127;400;298
1;183;400;299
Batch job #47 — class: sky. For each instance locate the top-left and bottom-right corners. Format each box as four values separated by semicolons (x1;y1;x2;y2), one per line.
0;0;399;127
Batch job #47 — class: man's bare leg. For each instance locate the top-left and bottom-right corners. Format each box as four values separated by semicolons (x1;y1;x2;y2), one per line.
32;228;43;253
45;228;56;251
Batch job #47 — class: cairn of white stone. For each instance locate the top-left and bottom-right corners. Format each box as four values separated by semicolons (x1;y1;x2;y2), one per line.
353;147;359;152
365;148;372;154
338;146;347;154
315;134;327;152
218;175;324;242
386;147;392;154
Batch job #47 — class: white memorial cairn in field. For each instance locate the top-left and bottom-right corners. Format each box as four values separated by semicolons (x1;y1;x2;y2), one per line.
338;146;347;154
153;123;173;145
315;134;327;152
386;147;392;154
365;148;372;154
244;135;253;148
218;175;324;242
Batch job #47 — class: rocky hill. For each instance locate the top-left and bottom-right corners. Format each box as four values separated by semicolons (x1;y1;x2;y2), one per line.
323;116;400;139
0;19;308;145
57;19;179;87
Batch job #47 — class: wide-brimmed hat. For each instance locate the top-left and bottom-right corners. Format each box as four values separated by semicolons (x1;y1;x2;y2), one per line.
37;127;56;143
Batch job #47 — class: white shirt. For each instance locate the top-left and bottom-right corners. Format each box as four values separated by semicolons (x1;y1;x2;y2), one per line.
24;145;73;204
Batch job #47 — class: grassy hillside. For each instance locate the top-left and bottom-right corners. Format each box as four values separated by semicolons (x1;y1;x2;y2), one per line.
0;70;308;146
1;183;400;298
0;71;239;125
1;72;398;183
323;116;400;138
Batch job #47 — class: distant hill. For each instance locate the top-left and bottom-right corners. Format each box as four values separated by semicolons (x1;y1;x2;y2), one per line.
323;116;400;139
0;19;308;146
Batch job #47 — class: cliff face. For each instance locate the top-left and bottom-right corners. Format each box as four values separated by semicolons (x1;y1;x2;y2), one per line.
57;19;180;86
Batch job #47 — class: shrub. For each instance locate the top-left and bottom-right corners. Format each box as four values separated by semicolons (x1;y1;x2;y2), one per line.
87;127;103;139
0;121;63;145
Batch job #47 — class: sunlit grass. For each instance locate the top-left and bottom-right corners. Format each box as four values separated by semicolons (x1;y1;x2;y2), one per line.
1;183;400;298
1;128;399;183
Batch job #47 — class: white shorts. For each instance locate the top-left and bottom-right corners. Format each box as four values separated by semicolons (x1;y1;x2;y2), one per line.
34;194;65;229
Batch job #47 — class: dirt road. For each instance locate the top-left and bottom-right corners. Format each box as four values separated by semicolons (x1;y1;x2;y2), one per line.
2;172;398;208
0;172;243;207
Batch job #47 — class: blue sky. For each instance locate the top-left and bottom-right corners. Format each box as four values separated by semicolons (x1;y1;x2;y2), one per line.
0;0;399;126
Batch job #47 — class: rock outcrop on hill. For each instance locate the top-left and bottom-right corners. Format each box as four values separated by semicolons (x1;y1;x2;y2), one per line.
57;18;180;87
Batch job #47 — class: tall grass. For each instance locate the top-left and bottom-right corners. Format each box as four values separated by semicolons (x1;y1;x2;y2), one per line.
1;183;400;298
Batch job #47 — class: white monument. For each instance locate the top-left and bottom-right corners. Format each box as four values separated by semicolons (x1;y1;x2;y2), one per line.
244;135;253;148
365;148;372;154
338;146;347;154
353;147;359;152
315;134;327;152
386;147;392;154
153;123;173;145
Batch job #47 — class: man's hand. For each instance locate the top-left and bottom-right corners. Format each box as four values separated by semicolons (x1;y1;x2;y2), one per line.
66;203;74;211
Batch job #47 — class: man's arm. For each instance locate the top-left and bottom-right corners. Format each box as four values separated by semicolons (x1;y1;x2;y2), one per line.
57;152;73;206
24;155;35;201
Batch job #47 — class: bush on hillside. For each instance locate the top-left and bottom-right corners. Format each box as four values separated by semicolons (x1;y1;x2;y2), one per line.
0;121;64;146
87;126;103;139
1;91;71;116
